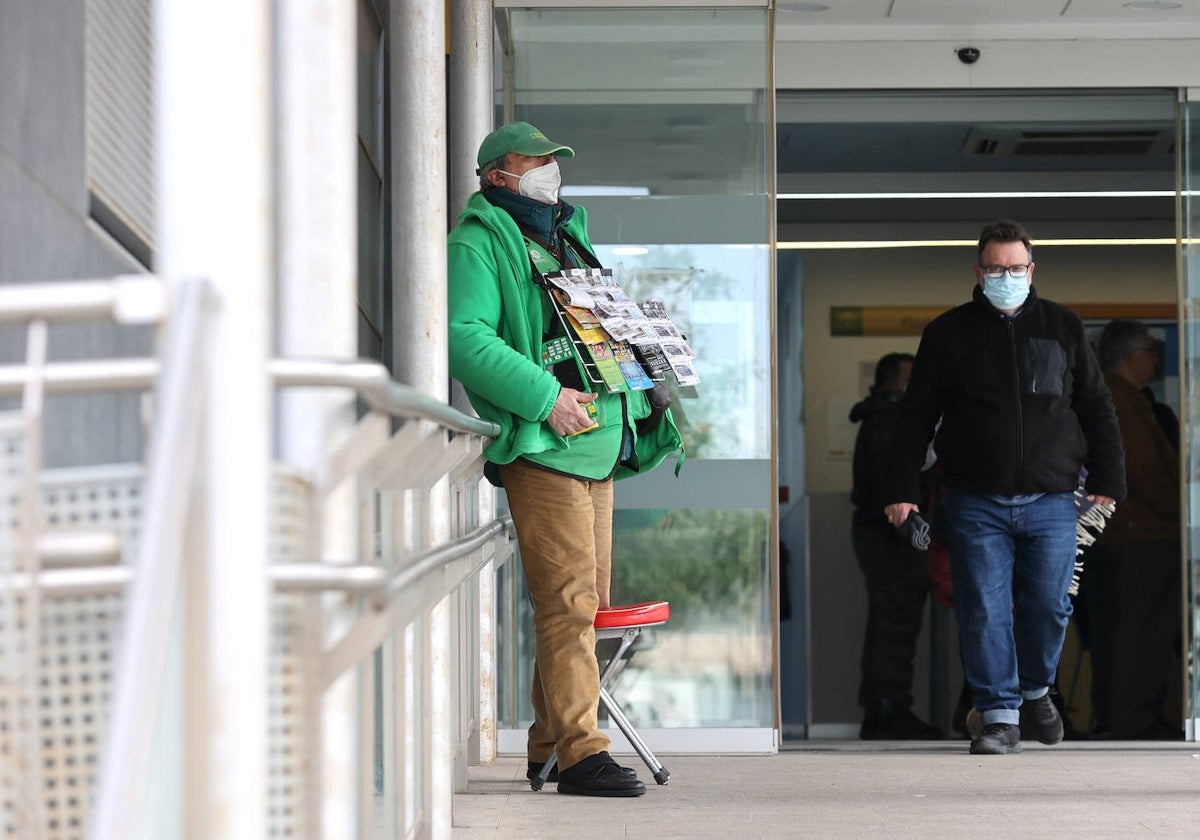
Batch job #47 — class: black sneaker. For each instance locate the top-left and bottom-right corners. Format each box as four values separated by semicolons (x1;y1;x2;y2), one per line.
969;722;1022;755
1020;693;1064;745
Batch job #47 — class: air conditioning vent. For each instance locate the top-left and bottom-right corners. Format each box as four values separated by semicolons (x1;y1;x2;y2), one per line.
965;126;1173;158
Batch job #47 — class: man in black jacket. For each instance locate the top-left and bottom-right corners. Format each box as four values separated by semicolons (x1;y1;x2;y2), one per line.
851;352;941;739
884;219;1125;755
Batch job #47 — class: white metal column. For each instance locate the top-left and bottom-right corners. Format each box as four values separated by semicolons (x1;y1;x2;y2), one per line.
392;0;451;835
157;1;273;836
449;0;494;218
448;0;498;769
277;1;360;836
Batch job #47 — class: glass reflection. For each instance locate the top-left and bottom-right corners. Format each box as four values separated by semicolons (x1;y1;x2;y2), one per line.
493;4;774;741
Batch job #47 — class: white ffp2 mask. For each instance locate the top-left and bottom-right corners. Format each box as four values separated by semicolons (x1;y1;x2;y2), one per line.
498;160;561;205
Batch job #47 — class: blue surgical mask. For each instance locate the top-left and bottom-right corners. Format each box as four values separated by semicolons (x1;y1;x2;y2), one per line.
982;273;1029;311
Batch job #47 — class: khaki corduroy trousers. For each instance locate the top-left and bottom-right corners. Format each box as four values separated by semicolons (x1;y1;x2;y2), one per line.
499;458;613;770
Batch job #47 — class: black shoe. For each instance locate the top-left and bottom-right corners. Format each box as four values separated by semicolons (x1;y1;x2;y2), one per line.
528;757;636;783
557;753;645;798
1020;693;1064;745
860;705;943;740
969;723;1022;755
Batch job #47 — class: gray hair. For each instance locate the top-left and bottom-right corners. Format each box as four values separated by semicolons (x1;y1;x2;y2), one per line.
478;154;507;191
1097;318;1149;372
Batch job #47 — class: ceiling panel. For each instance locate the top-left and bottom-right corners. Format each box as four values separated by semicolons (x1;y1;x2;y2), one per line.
774;0;1200;26
775;1;891;22
889;0;1068;23
1065;0;1200;22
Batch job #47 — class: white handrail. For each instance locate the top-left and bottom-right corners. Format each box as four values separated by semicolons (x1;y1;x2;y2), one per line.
0;359;159;396
0;275;166;324
9;521;513;599
0;281;507;840
90;276;216;840
271;358;500;437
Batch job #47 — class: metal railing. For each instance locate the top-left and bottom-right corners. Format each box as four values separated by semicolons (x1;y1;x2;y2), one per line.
0;275;513;839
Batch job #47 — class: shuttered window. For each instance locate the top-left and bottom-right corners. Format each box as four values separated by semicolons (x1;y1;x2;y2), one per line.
85;0;155;267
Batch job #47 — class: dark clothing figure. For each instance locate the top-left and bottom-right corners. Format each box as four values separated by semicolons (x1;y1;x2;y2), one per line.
887;287;1125;502
1144;386;1180;453
884;221;1125;756
1085;338;1182;739
850;380;941;739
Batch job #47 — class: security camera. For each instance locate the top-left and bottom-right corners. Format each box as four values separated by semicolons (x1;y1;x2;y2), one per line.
956;47;981;65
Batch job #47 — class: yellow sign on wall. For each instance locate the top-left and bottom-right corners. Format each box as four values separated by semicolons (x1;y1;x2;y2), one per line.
831;303;1176;336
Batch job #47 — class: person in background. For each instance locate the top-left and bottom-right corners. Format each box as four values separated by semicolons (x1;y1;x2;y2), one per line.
1086;319;1181;739
884;219;1125;755
850;352;942;740
447;122;683;796
1141;335;1179;451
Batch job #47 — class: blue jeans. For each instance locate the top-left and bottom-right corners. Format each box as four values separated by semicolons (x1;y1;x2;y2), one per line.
943;489;1077;726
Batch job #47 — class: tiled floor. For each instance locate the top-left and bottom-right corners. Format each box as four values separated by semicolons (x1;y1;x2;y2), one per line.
453;740;1200;839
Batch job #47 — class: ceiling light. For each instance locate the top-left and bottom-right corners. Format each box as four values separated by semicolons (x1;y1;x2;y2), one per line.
778;2;830;11
560;186;650;197
777;190;1175;199
611;246;649;257
777;238;1183;250
1123;1;1182;10
666;116;714;131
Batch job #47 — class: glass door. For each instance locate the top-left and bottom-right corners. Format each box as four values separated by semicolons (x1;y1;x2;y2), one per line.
1180;89;1200;741
492;2;777;753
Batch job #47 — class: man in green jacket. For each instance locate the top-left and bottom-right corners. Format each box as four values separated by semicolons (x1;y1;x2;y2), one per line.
447;122;682;797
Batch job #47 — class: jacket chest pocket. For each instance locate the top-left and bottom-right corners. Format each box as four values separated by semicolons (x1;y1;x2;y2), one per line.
1024;338;1067;396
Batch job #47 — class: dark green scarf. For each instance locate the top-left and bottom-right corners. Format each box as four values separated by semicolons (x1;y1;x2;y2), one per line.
483;187;577;264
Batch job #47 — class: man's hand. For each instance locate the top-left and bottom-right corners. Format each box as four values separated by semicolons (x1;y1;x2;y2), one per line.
546;387;597;436
1087;494;1116;508
884;502;919;528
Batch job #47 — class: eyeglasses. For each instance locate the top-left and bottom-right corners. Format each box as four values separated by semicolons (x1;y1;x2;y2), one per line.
979;264;1031;279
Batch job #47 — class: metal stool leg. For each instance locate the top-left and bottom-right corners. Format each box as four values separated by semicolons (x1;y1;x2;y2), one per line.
600;686;669;784
530;625;667;790
531;755;555;791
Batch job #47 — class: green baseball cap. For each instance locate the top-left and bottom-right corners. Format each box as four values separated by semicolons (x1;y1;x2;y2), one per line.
476;121;575;167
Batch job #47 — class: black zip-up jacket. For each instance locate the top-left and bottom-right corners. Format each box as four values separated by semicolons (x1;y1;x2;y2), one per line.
850;387;903;527
885;285;1126;505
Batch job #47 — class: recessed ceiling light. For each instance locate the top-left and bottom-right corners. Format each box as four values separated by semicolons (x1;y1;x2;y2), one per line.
560;186;650;197
1123;1;1182;10
666;116;715;131
778;2;830;11
612;246;650;257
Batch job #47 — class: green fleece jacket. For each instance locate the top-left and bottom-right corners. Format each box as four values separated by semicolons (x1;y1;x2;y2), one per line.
447;191;682;480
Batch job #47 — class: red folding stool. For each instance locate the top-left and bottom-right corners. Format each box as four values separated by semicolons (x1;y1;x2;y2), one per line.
530;600;671;790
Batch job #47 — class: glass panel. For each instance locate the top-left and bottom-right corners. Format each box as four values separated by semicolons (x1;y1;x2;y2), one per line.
1183;95;1200;737
494;5;774;738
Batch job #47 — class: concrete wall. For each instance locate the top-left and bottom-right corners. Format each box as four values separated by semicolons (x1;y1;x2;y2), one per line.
0;3;150;467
